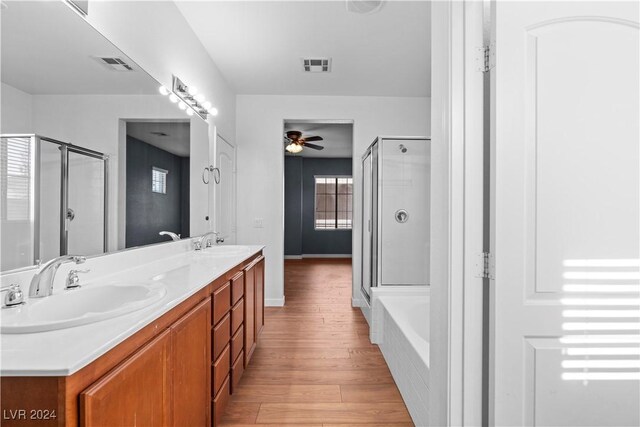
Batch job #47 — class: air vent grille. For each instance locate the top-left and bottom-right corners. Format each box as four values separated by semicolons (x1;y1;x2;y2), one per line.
302;58;331;73
94;57;134;72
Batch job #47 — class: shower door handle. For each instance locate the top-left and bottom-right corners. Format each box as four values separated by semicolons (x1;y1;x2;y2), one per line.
66;208;75;221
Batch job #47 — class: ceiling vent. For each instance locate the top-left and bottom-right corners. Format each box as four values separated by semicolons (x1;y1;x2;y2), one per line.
94;56;134;72
302;58;331;73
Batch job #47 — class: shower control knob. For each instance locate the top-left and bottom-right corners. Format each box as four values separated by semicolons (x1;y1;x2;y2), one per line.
395;209;409;223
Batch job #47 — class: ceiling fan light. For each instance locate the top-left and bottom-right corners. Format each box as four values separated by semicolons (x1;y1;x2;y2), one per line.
286;143;303;154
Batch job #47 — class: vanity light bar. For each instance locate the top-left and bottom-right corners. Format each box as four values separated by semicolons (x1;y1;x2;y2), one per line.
157;76;218;121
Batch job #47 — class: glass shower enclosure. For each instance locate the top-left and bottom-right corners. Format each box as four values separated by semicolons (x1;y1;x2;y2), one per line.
361;136;431;303
0;134;108;271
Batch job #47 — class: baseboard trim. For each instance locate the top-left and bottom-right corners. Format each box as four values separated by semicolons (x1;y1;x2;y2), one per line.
284;255;303;260
265;297;285;307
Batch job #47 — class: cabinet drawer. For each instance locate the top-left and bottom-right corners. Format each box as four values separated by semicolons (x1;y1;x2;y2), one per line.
231;272;244;305
212;375;230;427
212;345;230;397
231;298;244;334
231;324;244;362
212;313;230;361
231;353;244;394
212;281;231;325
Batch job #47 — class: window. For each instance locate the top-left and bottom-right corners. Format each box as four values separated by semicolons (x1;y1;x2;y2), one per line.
151;167;167;194
315;176;353;230
0;137;33;221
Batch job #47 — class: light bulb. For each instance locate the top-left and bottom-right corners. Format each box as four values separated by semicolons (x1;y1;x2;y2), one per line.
202;101;212;110
194;94;205;103
178;101;187;110
188;86;198;96
208;107;218;116
169;93;179;103
186;108;194;116
158;86;170;96
286;143;303;153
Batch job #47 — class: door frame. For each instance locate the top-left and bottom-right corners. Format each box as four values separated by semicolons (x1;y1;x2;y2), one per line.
281;118;355;299
430;1;486;426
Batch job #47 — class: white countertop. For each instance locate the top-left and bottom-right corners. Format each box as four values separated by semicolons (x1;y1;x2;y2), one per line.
0;243;264;376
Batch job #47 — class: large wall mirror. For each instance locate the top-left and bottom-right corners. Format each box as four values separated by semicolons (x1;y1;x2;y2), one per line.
0;1;211;272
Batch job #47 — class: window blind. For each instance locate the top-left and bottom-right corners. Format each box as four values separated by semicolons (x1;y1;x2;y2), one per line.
0;137;33;221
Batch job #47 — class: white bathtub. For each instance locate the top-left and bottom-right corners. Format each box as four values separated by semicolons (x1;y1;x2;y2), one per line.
371;287;429;426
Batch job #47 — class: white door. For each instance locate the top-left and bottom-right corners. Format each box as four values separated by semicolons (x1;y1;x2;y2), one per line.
493;2;639;426
214;134;236;244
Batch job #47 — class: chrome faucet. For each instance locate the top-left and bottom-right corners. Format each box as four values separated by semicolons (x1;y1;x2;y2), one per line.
195;232;221;250
159;231;181;241
29;255;86;298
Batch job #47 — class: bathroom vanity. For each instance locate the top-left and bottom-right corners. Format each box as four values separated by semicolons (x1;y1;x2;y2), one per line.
0;243;265;427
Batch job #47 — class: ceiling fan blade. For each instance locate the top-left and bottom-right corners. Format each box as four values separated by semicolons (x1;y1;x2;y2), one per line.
303;142;325;150
302;135;323;142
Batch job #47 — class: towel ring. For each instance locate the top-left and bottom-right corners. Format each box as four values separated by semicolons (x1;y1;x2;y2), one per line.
202;166;221;184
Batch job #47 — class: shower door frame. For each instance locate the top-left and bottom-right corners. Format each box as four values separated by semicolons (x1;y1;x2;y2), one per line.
1;134;109;263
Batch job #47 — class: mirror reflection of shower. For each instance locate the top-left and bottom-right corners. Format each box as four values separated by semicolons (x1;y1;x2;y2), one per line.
0;134;107;271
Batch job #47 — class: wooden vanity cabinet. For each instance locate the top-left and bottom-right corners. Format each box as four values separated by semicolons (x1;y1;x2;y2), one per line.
170;298;211;427
244;255;265;367
81;298;211;427
243;261;256;366
80;329;172;427
255;256;265;336
0;251;264;427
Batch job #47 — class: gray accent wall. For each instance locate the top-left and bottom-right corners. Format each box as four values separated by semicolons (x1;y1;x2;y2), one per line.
284;157;352;256
126;135;190;248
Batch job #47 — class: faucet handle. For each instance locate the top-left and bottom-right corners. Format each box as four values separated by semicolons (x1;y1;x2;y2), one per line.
66;269;90;290
1;284;25;308
72;256;86;264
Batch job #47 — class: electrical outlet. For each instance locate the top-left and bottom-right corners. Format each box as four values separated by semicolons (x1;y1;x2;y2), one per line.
253;218;263;228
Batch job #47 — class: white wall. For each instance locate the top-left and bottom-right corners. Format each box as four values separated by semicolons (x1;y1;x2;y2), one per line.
83;1;236;145
30;93;210;253
1;82;33;134
235;95;430;306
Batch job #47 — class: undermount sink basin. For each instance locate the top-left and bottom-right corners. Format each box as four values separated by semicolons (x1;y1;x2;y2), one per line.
1;282;167;334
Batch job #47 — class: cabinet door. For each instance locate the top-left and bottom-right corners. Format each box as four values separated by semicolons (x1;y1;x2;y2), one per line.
171;297;211;427
243;262;256;366
80;330;171;427
255;257;265;337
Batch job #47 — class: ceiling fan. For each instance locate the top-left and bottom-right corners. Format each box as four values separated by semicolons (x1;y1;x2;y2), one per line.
284;130;324;153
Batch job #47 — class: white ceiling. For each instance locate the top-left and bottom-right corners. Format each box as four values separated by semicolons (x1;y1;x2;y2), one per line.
176;1;430;97
1;1;158;95
284;122;353;158
127;121;191;157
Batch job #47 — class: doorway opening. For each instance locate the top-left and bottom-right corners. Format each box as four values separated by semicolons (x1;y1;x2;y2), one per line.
124;120;190;248
283;120;354;300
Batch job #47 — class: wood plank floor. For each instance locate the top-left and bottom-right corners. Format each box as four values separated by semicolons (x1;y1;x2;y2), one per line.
220;258;413;426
